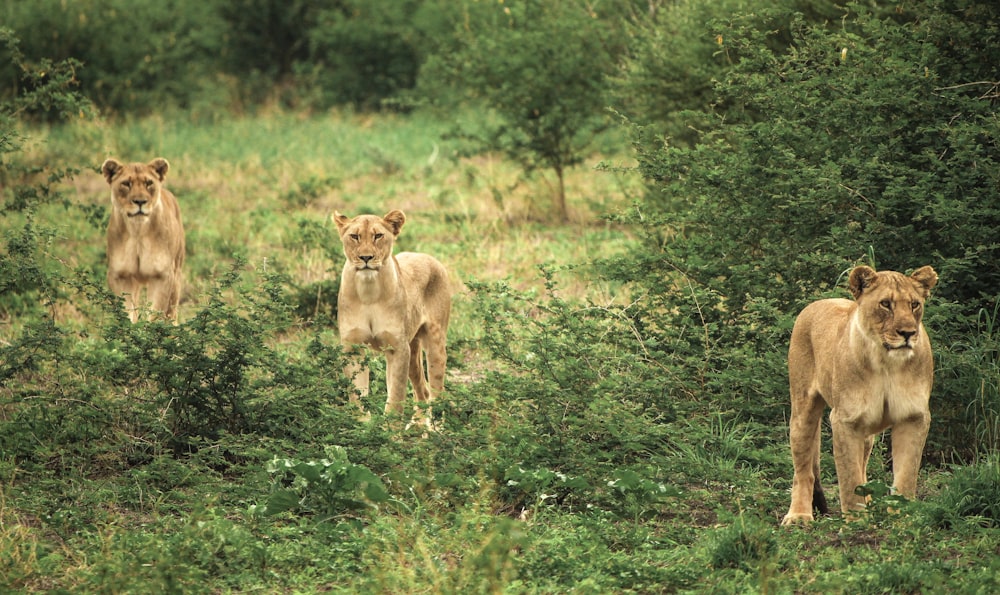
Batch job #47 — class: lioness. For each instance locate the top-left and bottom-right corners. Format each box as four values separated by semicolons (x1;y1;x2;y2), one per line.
333;209;452;429
781;265;937;525
102;157;185;323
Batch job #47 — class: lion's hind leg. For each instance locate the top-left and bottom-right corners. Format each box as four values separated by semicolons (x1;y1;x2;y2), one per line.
406;334;435;430
782;391;827;525
424;321;447;398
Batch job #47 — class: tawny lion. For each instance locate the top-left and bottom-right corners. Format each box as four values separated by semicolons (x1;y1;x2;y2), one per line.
102;157;185;323
333;209;452;429
782;265;937;524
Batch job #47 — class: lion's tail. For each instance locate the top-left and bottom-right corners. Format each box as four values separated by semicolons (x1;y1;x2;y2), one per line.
812;475;829;515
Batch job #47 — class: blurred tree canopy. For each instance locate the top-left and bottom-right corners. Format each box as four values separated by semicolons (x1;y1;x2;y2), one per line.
0;0;442;114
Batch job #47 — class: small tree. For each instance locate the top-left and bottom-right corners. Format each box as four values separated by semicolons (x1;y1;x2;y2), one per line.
421;0;625;221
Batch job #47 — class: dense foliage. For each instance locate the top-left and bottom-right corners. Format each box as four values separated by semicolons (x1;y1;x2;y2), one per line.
627;2;1000;312
0;0;439;114
618;0;1000;457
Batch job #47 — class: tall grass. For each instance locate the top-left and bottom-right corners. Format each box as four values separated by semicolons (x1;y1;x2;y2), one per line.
968;303;1000;460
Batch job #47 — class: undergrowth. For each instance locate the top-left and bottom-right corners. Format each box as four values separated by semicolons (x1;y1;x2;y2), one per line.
2;111;998;595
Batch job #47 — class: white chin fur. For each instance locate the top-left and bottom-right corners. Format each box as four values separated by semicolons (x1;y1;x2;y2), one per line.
886;346;915;359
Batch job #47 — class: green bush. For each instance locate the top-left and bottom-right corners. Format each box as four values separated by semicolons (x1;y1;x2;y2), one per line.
75;263;357;453
617;1;1000;457
217;0;445;110
218;0;316;82
73;509;267;593
628;3;1000;313
617;0;853;148
836;561;948;595
1;258;359;476
0;28;90;219
304;0;423;109
253;446;390;526
470;274;676;486
0;0;226;115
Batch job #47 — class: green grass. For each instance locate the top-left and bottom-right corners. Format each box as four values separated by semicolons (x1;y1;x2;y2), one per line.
10;108;638;336
2;110;999;593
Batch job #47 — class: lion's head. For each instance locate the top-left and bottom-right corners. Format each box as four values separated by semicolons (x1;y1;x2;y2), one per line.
333;210;406;272
849;265;938;355
102;158;170;219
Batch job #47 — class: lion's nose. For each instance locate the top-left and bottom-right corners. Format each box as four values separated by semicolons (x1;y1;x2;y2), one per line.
133;199;147;206
898;329;916;342
360;255;373;263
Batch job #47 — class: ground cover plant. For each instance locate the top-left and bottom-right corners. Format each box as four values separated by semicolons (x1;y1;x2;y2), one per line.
2;1;1000;593
2;111;998;594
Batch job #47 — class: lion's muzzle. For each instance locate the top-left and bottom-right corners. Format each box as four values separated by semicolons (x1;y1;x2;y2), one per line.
884;328;919;351
355;255;381;271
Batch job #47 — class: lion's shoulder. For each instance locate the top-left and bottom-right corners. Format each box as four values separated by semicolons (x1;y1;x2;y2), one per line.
396;251;448;280
793;298;855;336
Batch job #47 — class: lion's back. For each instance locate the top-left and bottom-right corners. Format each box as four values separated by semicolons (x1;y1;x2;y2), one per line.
396;252;449;290
396;252;451;319
788;298;856;386
158;187;186;271
792;299;855;342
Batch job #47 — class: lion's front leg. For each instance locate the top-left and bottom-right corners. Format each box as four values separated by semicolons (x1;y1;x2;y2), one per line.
783;393;826;525
830;410;871;515
383;342;410;417
123;291;143;323
890;414;930;499
108;273;142;323
342;345;372;422
147;274;181;323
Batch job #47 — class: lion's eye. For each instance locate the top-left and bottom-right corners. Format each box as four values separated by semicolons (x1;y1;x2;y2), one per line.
121;181;131;189
145;180;154;189
879;299;892;310
349;234;360;242
374;233;384;241
911;301;921;311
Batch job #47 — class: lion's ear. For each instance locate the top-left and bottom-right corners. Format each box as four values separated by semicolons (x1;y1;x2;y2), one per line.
101;158;123;184
332;211;351;233
383;210;406;236
848;266;878;299
149;158;169;181
910;266;938;297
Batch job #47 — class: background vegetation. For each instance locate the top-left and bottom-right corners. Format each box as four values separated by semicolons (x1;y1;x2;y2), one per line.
2;0;998;592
